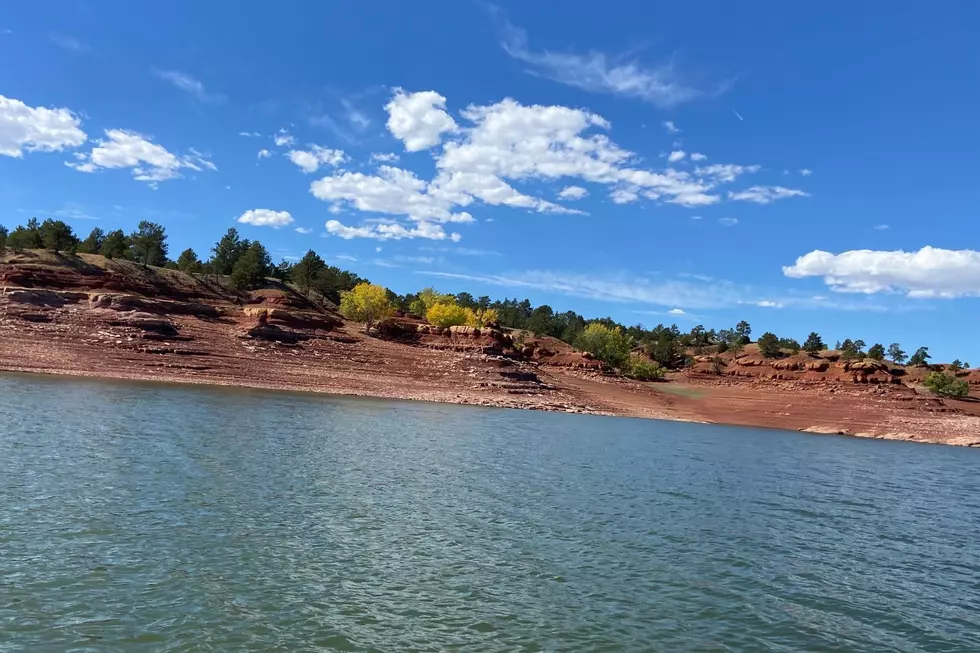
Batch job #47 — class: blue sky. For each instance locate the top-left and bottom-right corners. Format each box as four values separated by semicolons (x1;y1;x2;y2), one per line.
2;0;979;361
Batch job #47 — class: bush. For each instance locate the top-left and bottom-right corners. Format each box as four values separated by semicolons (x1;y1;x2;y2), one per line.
624;354;665;381
339;283;395;332
576;323;633;368
757;332;780;358
465;307;499;328
426;302;470;328
922;372;969;398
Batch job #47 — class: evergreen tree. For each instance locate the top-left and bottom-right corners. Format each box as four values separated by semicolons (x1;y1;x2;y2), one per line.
949;359;963;372
129;221;168;267
40;219;77;253
908;347;931;366
803;332;825;354
77;227;106;254
8;218;44;249
229;242;271;291
888;343;907;365
867;343;886;361
0;225;8;251
209;228;250;275
757;332;781;358
735;320;752;345
176;248;203;273
100;229;129;259
290;250;326;292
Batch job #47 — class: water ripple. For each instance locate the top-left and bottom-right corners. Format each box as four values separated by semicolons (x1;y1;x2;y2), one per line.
1;374;979;652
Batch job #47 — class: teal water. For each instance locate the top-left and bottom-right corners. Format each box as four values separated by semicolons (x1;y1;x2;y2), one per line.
1;375;978;652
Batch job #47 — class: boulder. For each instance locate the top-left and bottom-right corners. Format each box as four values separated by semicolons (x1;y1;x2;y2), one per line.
3;288;87;307
107;311;179;336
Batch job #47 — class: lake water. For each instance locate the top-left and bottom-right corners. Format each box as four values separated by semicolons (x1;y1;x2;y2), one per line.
1;375;979;652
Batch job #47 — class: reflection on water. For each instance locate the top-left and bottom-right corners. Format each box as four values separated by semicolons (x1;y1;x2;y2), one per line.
2;373;978;651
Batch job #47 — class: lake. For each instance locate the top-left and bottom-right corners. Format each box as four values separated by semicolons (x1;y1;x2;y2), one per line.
1;374;978;652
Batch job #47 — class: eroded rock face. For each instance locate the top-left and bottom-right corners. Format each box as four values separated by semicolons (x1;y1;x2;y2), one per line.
88;294;219;318
240;320;309;344
242;307;341;332
3;289;88;307
105;311;179;336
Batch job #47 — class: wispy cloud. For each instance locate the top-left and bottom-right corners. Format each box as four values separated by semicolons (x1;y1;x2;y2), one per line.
499;20;720;107
49;32;91;53
154;70;225;104
663;121;680;133
718;217;738;226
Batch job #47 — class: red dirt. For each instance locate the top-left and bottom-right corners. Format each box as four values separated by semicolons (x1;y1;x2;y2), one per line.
2;251;979;447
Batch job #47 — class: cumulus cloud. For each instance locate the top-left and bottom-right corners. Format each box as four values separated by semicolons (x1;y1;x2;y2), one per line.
728;185;809;204
668;308;686;315
0;95;87;157
385;88;457;152
558;185;588;200
690;152;707;161
313;89;790;241
239;131;261;137
667;150;686;163
326;219;461;242
783;246;980;298
663;121;680;133
294;226;313;234
257;149;271;159
154;70;223;103
370;152;399;163
287;145;346;173
237;209;294;228
501;22;714;107
800;168;813;176
67;129;214;184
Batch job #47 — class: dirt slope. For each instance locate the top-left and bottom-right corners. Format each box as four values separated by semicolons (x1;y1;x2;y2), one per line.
2;251;979;446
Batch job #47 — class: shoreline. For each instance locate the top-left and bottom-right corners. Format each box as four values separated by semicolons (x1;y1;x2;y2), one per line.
4;363;979;448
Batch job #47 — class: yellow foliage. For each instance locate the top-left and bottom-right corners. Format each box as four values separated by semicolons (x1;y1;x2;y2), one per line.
339;283;394;331
465;307;499;328
426;302;470;327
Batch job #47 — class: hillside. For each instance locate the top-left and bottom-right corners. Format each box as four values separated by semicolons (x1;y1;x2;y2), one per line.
2;250;980;446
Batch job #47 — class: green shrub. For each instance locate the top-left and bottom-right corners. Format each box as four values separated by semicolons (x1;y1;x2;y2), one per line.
922;372;969;398
576;323;633;368
625;354;665;381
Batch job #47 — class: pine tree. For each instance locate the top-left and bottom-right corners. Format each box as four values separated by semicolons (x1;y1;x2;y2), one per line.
803;332;824;354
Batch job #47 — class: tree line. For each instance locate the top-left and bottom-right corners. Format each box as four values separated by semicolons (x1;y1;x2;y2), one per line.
1;218;969;392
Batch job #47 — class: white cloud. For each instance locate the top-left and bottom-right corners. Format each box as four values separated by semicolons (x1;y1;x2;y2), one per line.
728;185;809;204
237;209;294;228
663;121;680;133
800;168;813;176
755;300;782;307
274;129;295;147
558;185;588;200
385;88;457;152
0;95;87;157
311;166;475;224
154;70;223;103
312;91;780;240
335;254;357;262
695;163;760;183
690;152;707;161
501;22;713;107
718;217;738;226
874;224;890;231
326;219;461;242
67;129;214;183
257;149;271;159
294;226;313;234
49;32;90;53
668;308;686;315
370;152;399;163
239;131;261;137
610;188;639;204
667;150;686;163
287;145;346;173
784;246;980;298
690;215;703;220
